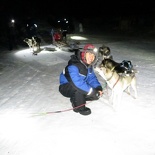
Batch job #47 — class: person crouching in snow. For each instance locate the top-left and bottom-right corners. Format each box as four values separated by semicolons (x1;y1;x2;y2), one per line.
59;44;103;116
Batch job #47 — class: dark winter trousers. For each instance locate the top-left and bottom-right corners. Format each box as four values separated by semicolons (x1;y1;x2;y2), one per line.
59;83;91;110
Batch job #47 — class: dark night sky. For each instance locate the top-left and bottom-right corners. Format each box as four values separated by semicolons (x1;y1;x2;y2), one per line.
0;0;155;44
0;0;155;31
1;0;155;19
0;0;155;49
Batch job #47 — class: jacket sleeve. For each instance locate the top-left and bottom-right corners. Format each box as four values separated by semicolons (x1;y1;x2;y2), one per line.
66;65;93;95
87;68;102;90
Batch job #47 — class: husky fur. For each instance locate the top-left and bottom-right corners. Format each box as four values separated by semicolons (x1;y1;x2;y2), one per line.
95;60;138;108
101;58;137;75
23;36;41;55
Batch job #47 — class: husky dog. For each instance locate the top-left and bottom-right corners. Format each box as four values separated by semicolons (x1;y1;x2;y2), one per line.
98;45;113;60
94;45;113;68
101;58;137;75
95;60;137;108
23;36;41;55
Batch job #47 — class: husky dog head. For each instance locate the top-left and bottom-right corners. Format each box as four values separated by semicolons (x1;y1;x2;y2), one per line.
98;46;113;60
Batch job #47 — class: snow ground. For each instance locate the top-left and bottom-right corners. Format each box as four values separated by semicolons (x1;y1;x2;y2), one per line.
0;34;155;155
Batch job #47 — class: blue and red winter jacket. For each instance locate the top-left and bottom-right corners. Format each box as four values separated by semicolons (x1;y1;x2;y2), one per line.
59;54;102;95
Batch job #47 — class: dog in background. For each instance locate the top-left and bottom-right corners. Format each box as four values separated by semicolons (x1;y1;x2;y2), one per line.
94;45;113;68
98;45;113;60
23;36;41;55
95;60;137;108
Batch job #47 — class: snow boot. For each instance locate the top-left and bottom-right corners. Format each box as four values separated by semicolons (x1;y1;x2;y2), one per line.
70;98;91;115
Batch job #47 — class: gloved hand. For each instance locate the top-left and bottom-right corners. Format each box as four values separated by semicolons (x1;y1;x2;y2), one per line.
95;86;103;91
88;89;100;100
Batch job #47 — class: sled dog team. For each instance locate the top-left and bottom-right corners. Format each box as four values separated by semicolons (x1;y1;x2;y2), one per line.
95;45;137;108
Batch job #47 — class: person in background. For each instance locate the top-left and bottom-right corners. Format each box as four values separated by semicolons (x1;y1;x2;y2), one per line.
79;23;83;33
50;28;54;44
59;44;103;116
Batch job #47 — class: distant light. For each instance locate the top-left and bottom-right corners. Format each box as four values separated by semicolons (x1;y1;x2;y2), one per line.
11;19;15;23
34;24;37;28
70;35;88;40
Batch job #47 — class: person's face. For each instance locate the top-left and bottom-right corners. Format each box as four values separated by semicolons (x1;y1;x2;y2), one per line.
85;52;95;64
